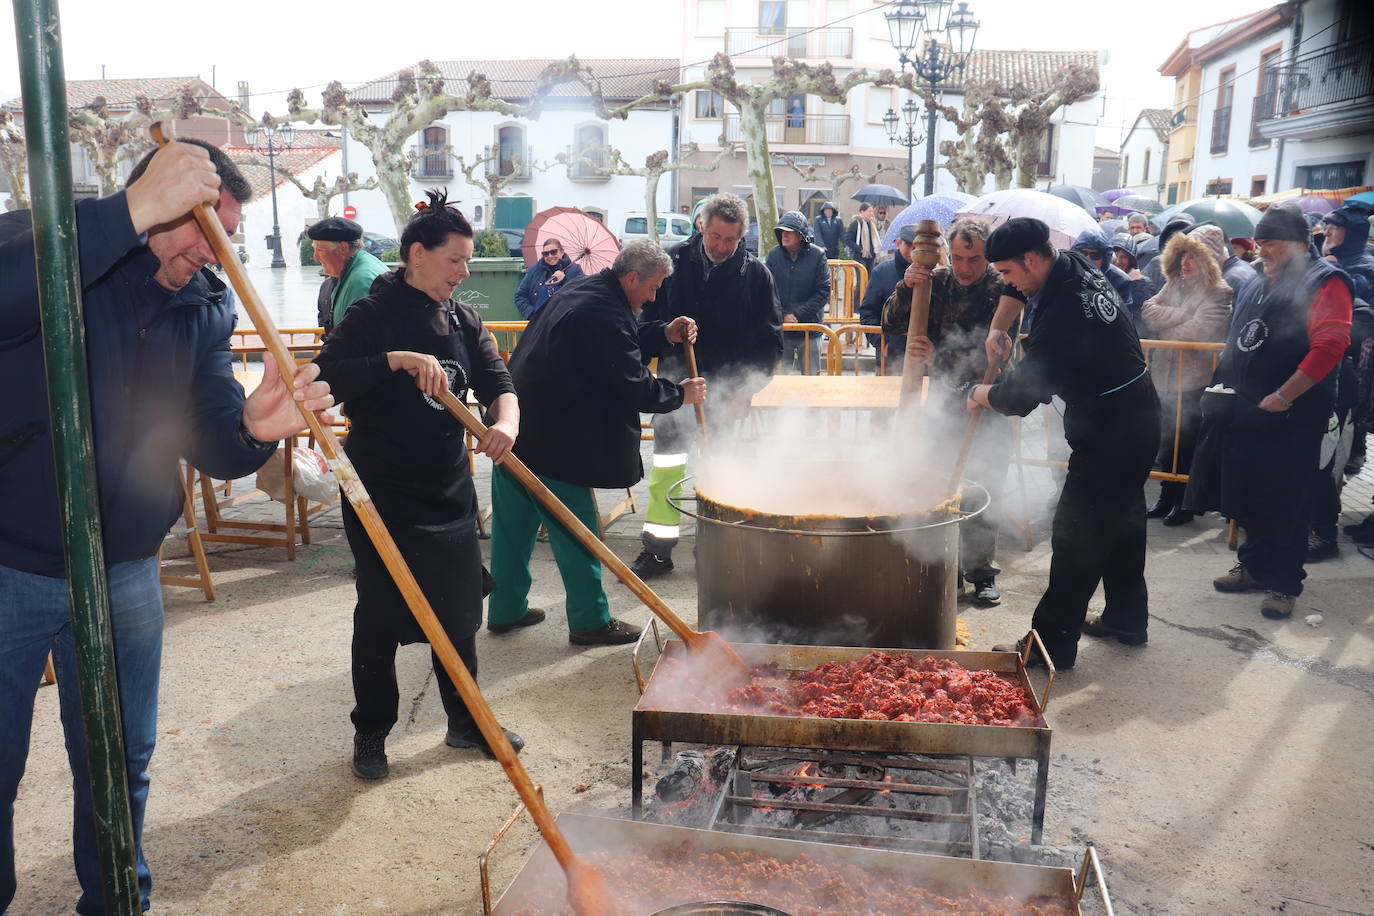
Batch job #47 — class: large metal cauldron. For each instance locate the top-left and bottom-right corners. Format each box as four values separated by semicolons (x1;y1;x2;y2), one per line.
653;903;792;916
669;478;988;650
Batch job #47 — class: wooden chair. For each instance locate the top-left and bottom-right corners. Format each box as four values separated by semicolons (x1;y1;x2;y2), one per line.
158;462;216;600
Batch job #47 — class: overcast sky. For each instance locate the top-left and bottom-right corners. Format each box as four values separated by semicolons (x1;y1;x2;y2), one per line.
2;0;1269;150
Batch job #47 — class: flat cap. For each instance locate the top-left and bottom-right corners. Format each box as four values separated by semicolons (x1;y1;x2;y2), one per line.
985;217;1050;262
897;223;921;243
1254;204;1308;243
307;217;363;242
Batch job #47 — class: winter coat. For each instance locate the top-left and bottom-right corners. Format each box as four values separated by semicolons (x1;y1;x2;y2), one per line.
767;212;831;324
330;248;390;329
0;194;276;577
1323;205;1374;302
642;234;782;387
1073;227;1149;316
859;249;909;349
813;203;844;259
509;269;682;488
514;253;584;319
844;216;880;265
1142;214;1197;296
1140;230;1233;393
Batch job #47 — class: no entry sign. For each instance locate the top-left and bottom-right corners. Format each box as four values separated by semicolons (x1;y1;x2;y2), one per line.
343;205;357;219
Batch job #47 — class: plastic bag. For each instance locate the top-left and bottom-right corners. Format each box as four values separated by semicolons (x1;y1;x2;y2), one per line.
255;446;338;505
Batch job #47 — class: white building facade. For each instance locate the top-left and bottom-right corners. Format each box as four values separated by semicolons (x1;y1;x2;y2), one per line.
336;60;679;240
1192;0;1371;198
676;0;1101;219
1118;109;1170;198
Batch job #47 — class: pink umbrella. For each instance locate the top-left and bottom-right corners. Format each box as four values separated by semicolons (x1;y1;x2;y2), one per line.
520;206;621;273
955;189;1102;250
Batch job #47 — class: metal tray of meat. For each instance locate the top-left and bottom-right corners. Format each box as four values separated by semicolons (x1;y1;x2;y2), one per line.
630;637;1055;840
482;812;1111;916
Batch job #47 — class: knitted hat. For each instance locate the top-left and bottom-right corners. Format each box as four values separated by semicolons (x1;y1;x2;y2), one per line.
1254;204;1309;242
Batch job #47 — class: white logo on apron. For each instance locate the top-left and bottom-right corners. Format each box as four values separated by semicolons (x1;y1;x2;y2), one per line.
1237;318;1268;352
422;358;467;411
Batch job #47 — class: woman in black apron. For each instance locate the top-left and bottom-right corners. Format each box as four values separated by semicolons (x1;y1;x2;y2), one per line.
314;191;521;779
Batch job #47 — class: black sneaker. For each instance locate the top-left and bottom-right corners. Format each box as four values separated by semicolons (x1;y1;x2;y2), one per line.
1344;516;1374;544
446;724;524;759
569;618;642;646
351;732;388;780
1306;534;1339;562
487;608;547;634
629;549;674;579
970;580;1001;606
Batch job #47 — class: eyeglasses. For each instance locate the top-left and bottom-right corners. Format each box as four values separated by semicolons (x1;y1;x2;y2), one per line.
542;248;561;256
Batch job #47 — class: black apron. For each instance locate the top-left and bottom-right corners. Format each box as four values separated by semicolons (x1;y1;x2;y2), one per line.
341;302;490;646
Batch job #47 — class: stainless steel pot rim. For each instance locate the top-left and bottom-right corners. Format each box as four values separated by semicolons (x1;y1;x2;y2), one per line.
667;476;989;537
651;902;794;916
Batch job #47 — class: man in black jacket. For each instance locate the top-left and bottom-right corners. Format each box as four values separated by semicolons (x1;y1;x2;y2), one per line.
969;218;1160;670
813;201;844;259
491;241;704;644
767;210;831;373
634;192;782;577
860;224;916;373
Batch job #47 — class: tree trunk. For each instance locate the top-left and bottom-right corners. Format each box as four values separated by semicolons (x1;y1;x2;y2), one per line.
0;149;29;210
738;104;777;257
644;169;662;243
375;148;417;236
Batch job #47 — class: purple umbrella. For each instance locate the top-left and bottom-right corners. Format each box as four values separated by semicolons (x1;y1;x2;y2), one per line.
1102;188;1133;202
1288;195;1339;215
882;195;969;250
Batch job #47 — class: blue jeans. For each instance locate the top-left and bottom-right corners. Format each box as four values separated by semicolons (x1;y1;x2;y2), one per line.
0;558;162;914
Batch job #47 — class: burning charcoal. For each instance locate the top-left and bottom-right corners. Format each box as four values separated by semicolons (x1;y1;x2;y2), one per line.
655;750;706;802
706;747;736;782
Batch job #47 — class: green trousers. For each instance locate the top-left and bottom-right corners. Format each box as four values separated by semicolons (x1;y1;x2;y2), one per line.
487;464;611;632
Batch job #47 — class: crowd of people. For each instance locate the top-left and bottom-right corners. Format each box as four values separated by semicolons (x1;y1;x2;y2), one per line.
3;128;1372;911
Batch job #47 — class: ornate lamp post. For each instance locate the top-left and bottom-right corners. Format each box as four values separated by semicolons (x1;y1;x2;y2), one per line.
883;98;924;201
885;0;979;196
243;123;295;268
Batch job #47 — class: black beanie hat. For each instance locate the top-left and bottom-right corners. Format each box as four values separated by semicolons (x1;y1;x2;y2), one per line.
1254;204;1309;243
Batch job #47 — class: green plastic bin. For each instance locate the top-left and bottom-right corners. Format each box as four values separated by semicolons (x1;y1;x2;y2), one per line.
456;257;526;322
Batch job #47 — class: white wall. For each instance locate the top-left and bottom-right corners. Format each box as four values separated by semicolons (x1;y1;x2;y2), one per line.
240;152;340;268
1118;118;1166;198
1194;27;1285;197
334;105;676;239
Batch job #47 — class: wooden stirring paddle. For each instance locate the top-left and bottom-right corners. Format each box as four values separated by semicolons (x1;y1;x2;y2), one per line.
435;389;752;685
147;123;617;916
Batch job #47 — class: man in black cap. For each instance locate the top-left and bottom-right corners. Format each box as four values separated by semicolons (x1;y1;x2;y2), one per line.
968;217;1161;670
1185;204;1353;620
308;217;389;334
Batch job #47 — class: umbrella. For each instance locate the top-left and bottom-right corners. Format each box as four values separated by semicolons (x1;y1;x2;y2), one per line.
1098;218;1127;234
954;188;1102;250
1102;188;1132;202
940;190;978;204
882;195;969;250
1344;190;1374;210
1287;196;1339;216
851;183;910;208
520;206;620;273
1046;184;1110;214
1149;197;1263;239
1112;195;1165;215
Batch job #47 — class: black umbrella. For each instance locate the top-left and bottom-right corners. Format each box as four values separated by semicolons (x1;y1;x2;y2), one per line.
1045;184;1109;214
1113;194;1164;215
851;184;910;208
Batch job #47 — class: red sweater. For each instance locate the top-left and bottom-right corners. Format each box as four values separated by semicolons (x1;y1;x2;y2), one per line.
1298;277;1353;381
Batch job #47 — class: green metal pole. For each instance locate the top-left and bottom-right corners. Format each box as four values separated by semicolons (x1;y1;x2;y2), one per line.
11;0;141;912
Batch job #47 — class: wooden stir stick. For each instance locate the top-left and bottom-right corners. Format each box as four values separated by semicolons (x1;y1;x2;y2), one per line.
147;124;617;916
945;361;1003;497
435;389;752;684
898;219;944;408
683;338;708;444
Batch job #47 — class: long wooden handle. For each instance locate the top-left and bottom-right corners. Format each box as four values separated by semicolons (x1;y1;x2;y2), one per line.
147;124;588;888
683;340;707;443
899;220;943;406
439;390;702;647
945;362;1002;496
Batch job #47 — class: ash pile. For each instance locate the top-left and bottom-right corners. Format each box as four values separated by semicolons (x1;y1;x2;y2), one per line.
644;746;1083;868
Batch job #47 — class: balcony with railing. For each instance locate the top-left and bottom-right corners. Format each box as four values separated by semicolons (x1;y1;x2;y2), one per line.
723;113;850;146
1250;89;1276;146
724;27;853;60
1210;105;1231;155
413;147;452;179
1168;105;1193;132
1255;36;1374;141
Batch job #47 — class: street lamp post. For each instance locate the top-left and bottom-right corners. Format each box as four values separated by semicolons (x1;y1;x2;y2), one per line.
885;0;979;197
243;123;295;268
882;99;923;201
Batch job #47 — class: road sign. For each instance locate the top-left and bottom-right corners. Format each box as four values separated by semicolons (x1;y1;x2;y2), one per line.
343;205;357;219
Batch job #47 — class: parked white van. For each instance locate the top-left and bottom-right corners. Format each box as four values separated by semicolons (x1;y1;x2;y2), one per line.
619;212;694;250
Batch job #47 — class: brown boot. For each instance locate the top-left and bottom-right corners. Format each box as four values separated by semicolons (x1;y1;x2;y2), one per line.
1259;591;1295;620
1212;563;1261;593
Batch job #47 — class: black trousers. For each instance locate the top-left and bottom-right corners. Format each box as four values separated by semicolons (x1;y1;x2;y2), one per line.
1031;396;1159;667
350;615;479;737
